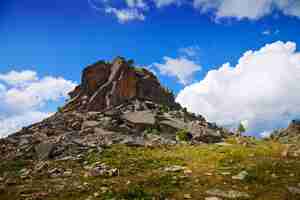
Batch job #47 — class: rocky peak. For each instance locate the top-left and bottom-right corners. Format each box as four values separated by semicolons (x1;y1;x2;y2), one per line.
65;57;178;112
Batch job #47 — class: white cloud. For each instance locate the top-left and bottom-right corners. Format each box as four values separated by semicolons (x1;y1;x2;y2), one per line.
262;29;280;36
105;7;145;22
193;0;300;20
91;0;300;23
0;70;37;86
262;30;271;35
154;56;201;85
260;130;272;138
278;0;300;18
0;70;76;138
178;46;201;58
153;0;180;7
126;0;148;9
0;111;52;138
176;41;300;136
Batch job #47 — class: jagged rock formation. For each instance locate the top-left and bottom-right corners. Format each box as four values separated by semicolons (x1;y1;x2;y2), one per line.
0;57;231;161
65;57;178;112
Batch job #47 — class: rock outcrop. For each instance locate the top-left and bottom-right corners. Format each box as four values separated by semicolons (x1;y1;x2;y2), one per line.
271;120;300;143
0;57;232;161
65;57;178;112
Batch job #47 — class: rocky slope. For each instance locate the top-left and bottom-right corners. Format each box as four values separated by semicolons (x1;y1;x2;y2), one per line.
0;57;231;161
271;120;300;143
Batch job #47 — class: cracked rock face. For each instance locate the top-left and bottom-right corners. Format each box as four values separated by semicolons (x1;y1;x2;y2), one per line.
65;57;178;112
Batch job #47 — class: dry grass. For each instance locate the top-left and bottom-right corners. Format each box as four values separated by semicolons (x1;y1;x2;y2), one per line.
1;139;300;200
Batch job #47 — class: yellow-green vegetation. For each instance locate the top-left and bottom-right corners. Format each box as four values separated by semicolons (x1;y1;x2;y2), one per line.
159;104;170;113
133;67;145;73
176;129;192;142
144;127;160;135
1;138;300;200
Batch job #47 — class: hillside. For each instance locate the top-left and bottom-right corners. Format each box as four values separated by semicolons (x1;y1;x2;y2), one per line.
0;57;300;200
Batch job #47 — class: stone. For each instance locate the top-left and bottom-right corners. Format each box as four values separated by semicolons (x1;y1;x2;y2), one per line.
287;186;300;195
184;169;193;175
281;144;291;157
232;171;249;180
63;169;73;177
100;186;109;193
19;168;32;179
205;197;222;200
94;192;100;197
183;194;192;199
164;165;186;172
81;121;100;129
220;172;231;176
159;118;187;132
271;173;278;178
122;111;156;127
86;163;118;177
48;168;63;177
120;136;145;147
85;196;93;200
34;161;49;173
206;188;250;199
31;192;49;199
35;142;55;160
5;178;17;186
216;142;232;146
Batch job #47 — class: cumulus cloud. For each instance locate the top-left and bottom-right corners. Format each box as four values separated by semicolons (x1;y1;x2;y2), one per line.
153;56;201;85
91;0;300;23
105;7;145;22
176;41;300;136
0;70;37;86
0;70;76;138
194;0;300;20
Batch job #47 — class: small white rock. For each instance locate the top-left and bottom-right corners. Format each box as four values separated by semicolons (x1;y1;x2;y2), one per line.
205;197;222;200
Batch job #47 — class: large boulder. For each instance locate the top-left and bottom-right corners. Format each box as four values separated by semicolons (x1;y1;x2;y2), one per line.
122;110;156;131
35;142;56;160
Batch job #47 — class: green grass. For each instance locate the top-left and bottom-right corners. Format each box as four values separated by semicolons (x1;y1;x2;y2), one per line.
144;127;160;135
176;129;192;142
1;141;300;200
0;159;29;176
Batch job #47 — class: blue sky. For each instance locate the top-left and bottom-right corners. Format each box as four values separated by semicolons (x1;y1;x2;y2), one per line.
1;0;300;137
